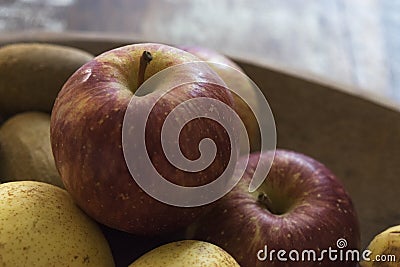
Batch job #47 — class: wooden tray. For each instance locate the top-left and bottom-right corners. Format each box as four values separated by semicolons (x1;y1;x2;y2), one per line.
1;32;399;248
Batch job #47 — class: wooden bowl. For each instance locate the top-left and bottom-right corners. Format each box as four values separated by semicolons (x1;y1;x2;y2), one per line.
1;32;399;249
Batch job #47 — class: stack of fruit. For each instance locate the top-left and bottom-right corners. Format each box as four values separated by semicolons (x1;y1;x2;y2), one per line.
0;41;396;267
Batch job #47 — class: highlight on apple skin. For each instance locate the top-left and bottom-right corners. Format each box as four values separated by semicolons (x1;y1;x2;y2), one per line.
179;45;261;152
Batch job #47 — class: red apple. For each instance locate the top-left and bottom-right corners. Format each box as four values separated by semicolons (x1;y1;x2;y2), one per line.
186;149;360;267
50;43;238;236
178;45;261;152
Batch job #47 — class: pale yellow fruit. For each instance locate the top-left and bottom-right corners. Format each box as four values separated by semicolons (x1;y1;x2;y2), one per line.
360;225;400;267
0;181;115;267
0;112;63;187
129;240;240;267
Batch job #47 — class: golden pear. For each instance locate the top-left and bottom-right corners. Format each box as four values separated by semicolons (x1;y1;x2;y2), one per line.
129;240;239;267
0;181;115;267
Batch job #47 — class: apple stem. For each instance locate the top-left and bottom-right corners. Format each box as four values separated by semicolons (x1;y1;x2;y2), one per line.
257;192;275;213
138;51;153;87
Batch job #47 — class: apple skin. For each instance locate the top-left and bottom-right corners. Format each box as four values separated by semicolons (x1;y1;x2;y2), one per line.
50;43;235;236
178;45;260;152
186;149;360;267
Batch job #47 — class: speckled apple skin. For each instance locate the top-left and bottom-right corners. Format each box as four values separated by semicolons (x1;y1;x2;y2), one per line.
129;240;240;267
50;43;235;235
0;181;114;267
187;149;361;267
179;45;261;152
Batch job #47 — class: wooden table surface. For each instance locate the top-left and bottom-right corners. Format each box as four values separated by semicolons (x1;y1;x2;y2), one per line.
0;0;399;104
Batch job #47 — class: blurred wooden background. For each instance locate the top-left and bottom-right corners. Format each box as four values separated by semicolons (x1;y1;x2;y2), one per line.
0;0;399;103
